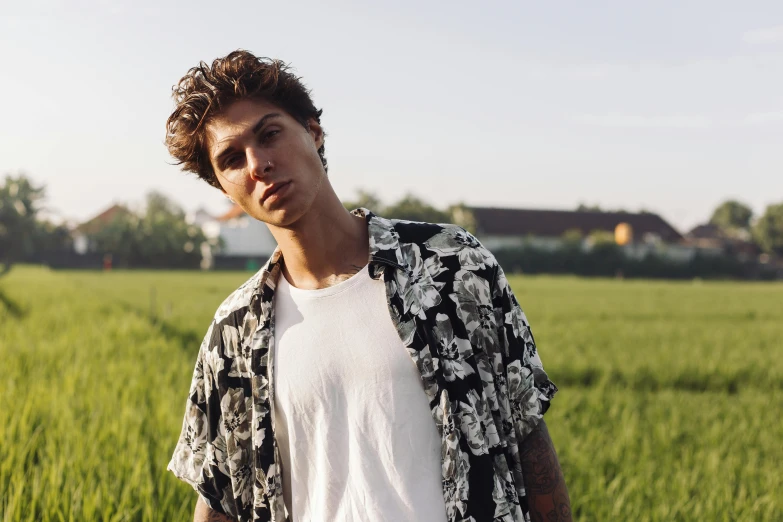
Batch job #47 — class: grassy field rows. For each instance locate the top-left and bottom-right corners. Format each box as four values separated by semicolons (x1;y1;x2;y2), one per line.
1;266;781;521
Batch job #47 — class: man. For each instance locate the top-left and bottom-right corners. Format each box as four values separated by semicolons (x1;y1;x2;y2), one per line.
166;50;571;522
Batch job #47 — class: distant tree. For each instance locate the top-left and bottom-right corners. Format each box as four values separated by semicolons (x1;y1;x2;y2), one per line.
561;228;584;245
342;190;383;212
446;203;476;234
384;193;451;223
136;191;209;267
89;211;140;266
753;203;783;256
584;229;623;274
32;220;73;260
586;229;616;247
344;191;473;230
709;200;753;234
0;173;46;277
88;192;210;268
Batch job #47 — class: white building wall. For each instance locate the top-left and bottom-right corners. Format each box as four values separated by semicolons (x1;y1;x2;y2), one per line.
478;235;526;251
479;235;564;252
73;233;89;255
219;216;277;257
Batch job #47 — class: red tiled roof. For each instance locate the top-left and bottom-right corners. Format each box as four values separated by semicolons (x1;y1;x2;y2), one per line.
216;204;247;222
75;204;131;234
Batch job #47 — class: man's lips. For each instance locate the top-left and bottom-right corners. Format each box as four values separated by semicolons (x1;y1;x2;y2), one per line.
261;181;291;203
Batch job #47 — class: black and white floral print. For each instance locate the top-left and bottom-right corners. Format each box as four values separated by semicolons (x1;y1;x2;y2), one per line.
168;209;557;522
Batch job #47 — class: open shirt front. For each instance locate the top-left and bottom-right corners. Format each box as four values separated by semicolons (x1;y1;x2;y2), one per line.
168;209;558;522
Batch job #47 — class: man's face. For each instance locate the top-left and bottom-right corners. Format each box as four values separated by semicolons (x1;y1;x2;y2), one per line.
206;98;326;227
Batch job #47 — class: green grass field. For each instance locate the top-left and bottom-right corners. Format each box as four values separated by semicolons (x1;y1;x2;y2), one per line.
1;266;781;521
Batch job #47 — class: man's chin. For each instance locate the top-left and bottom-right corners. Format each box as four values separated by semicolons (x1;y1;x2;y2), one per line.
249;192;321;228
258;206;307;229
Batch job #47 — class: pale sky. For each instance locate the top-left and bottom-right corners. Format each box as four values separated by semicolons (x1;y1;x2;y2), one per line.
1;0;782;232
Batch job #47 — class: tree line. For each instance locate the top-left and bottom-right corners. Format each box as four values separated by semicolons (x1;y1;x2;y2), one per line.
342;190;476;232
2;173;782;276
0;173;215;274
0;174;72;276
707;200;783;256
345;192;783;279
84;192;216;269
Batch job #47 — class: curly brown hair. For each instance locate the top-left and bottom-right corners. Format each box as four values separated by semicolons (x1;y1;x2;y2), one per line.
165;50;326;189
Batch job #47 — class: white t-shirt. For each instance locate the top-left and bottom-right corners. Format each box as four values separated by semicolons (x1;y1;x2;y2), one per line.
273;265;448;522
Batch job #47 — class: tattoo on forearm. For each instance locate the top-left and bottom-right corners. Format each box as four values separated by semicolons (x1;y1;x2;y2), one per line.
194;497;236;522
520;421;572;522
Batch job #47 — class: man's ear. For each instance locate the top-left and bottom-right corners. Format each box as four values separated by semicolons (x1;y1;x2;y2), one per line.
306;118;324;149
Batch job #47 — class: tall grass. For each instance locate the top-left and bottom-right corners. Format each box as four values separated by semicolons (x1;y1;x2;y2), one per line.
1;267;781;521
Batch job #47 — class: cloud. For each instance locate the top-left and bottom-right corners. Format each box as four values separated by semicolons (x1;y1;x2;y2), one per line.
574;113;711;129
744;111;783;124
743;25;783;44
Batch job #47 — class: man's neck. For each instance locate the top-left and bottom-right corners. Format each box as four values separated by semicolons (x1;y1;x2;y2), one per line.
267;194;370;290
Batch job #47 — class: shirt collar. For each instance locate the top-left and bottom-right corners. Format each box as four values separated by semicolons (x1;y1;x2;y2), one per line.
251;207;408;306
352;207;409;278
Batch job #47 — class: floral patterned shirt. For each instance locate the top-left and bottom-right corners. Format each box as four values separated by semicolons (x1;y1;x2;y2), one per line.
168;209;558;522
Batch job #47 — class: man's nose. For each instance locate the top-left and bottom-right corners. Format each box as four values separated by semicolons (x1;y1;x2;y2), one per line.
246;147;272;181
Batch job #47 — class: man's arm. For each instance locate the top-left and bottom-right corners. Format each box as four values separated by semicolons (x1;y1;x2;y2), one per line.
519;420;572;522
194;497;236;522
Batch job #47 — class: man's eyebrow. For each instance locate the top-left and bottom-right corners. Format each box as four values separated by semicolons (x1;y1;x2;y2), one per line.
251;112;282;134
213;142;236;167
213;113;282;166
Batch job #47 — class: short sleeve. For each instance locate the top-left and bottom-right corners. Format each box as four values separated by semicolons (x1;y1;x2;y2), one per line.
492;263;558;442
167;322;233;516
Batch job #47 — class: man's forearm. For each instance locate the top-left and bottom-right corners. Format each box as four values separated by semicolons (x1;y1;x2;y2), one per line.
519;420;572;522
194;497;235;522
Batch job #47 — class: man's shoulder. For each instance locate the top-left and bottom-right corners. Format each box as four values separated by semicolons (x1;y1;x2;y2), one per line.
212;263;268;325
385;217;497;271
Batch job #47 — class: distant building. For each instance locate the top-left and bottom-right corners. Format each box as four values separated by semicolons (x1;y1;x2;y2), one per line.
193;204;277;269
72;204;132;254
469;206;680;246
188;208;218;229
460;206;714;263
683;223;761;262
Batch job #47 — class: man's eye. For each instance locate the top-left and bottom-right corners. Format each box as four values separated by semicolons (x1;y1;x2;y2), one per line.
261;129;280;142
224;154;242;168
